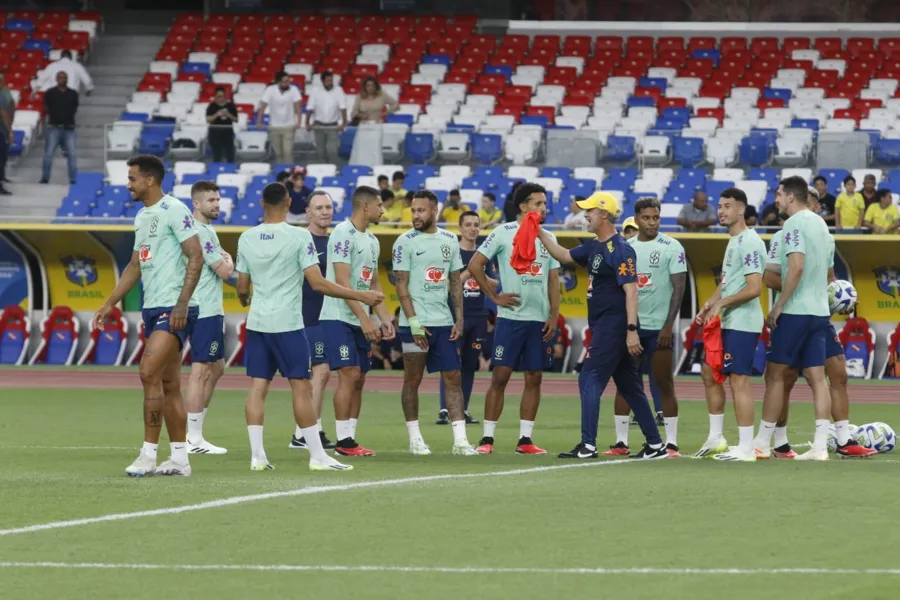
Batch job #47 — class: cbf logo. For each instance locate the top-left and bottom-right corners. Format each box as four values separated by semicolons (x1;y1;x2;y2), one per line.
314;342;325;357
591;255;602;271
61;256;98;287
441;245;451;261
149;216;159;236
539;243;549;258
875;267;900;298
339;345;350;360
494;345;504;360
209;341;219;356
649;250;661;266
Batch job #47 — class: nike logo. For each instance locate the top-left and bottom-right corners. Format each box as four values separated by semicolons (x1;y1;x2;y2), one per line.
724;361;732;368
317;252;324;257
416;250;427;255
188;418;198;422
576;450;594;458
357;248;365;254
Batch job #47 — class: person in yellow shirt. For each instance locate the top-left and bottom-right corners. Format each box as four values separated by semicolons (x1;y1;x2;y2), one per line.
621;216;639;239
863;189;900;234
835;175;866;229
380;188;404;224
390;171;407;202
439;189;465;228
400;191;413;224
478;192;503;228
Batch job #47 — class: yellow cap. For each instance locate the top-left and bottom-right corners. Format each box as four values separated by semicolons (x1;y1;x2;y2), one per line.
576;191;621;217
621;216;638;231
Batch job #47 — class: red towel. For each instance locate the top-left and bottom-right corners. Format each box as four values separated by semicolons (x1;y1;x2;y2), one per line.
510;212;542;274
702;316;726;384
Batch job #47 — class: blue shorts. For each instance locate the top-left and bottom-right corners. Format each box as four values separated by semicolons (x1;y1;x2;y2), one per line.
721;329;761;376
459;318;488;372
142;305;199;349
826;324;844;360
319;319;371;373
305;323;329;365
190;315;224;362
491;318;547;372
398;325;461;373
767;314;830;370
245;329;311;380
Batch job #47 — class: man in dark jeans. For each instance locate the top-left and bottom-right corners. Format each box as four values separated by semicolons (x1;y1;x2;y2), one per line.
40;71;79;184
205;86;237;162
0;71;13;195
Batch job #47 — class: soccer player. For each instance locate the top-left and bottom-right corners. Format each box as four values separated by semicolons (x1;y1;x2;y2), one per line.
392;191;477;455
289;191;337;451
753;176;834;461
319;186;394;457
235;183;384;471
93;154;203;477
436;210;492;425
467;183;560;455
185;180;233;455
761;185;875;459
693;188;766;462
536;193;666;460
605;197;687;457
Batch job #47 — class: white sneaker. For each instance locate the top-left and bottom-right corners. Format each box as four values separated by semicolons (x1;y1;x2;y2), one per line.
795;447;829;461
125;452;157;477
309;456;354;471
754;445;772;460
188;439;228;455
452;443;479;456
713;446;757;462
155;459;191;476
692;437;728;458
250;459;274;471
409;438;432;456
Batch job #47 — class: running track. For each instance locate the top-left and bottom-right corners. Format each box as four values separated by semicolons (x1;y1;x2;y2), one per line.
0;368;896;403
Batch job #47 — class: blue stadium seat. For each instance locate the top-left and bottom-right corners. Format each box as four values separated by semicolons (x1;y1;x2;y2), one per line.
181;62;211;79
207;162;238;175
471;134;502;164
748;168;779;191
548;200;570;225
322;176;343;188
407;165;437;179
338;129;356;159
23;39;51;57
673;137;704;167
541;167;571;181
422;54;452;66
404;133;434;163
181;173;208;186
231;207;262;225
484;65;513;80
386;114;414;126
625;96;655;108
762;88;792;101
474;166;504;180
662;107;691;122
666;182;699;202
520;115;549;127
740;136;771;167
604;167;638;191
462;176;493;191
341;164;372;178
605;136;636;162
91;204;125;218
566;178;595;197
887;170;900;189
639;77;668;91
139;131;170;156
124;204;142;218
705;180;735;200
691;49;720;65
791;118;819;131
446;124;475;134
860;130;882;149
675;168;706;186
655;118;686;131
120;112;150;123
819;168;850;194
57;197;92;217
218;185;240;201
5;19;34;33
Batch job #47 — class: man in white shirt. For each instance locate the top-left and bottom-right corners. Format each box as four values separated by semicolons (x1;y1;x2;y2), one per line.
35;51;94;95
564;196;589;230
257;71;302;164
304;71;347;164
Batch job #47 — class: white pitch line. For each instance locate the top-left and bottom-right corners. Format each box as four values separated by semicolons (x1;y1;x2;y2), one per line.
0;459;636;537
1;562;899;576
11;446;136;451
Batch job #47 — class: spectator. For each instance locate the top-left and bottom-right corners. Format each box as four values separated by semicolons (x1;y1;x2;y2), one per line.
812;175;836;225
257;71;302;164
863;188;900;234
400;191;414;224
40;71;78;184
205;86;237;163
478;192;502;227
381;188;404;224
35;50;93;94
440;189;465;224
835;175;865;229
350;76;398;125
390;171;407;199
304;71;347;164
861;174;879;208
0;72;13;195
621;216;638;239
502;181;523;223
759;202;784;228
564;195;588;230
279;166;313;223
744;204;758;226
677;191;717;231
377;174;389;191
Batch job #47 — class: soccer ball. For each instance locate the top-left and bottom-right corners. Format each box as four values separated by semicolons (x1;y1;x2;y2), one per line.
826;423;859;452
855;422;896;453
827;280;858;315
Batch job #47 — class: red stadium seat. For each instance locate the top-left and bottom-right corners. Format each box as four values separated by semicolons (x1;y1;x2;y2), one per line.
634;86;661;102
750;37;779;54
688;36;717;51
525;105;555;124
782;37;810;53
595;36;623;52
720;37;748;54
657;97;687;114
758;98;786;110
697;107;724;123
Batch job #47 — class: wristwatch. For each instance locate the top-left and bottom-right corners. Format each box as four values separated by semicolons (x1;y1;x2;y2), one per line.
627;324;638;332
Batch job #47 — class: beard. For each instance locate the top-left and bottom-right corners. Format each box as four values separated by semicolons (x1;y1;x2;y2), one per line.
414;217;434;231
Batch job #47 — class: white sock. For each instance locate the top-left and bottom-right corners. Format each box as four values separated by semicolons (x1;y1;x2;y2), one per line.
738;426;754;454
142;441;158;460
664;416;678;447
335;419;352;442
813;419;830;453
483;420;497;439
349;417;358;439
170;441;187;464
301;425;328;461
756;420;776;447
614;415;630;445
317;418;323;433
202;407;208;419
708;413;725;440
247;425;265;461
774;426;789;448
834;420;850;445
406;420;423;443
294;424;303;439
187;412;204;443
519;419;534;440
451;420;468;445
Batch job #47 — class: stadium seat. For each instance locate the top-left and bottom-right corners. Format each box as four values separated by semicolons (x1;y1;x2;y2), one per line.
880;324;900;379
77;306;127;366
29;306;79;366
0;306;30;365
839;317;876;379
471;134;502;164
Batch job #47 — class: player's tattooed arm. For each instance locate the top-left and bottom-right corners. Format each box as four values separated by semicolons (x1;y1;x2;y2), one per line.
236;272;252;307
94;251;141;329
394;270;416;319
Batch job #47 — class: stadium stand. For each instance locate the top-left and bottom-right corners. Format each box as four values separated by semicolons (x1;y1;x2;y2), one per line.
28;305;79;366
881;324;900;378
77;306;128;366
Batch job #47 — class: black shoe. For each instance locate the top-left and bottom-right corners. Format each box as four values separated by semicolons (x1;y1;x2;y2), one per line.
558;442;598;459
288;435;307;449
0;187;10;195
319;430;336;450
464;411;479;424
39;179;48;184
629;443;669;460
773;443;793;455
435;409;449;425
656;412;665;427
